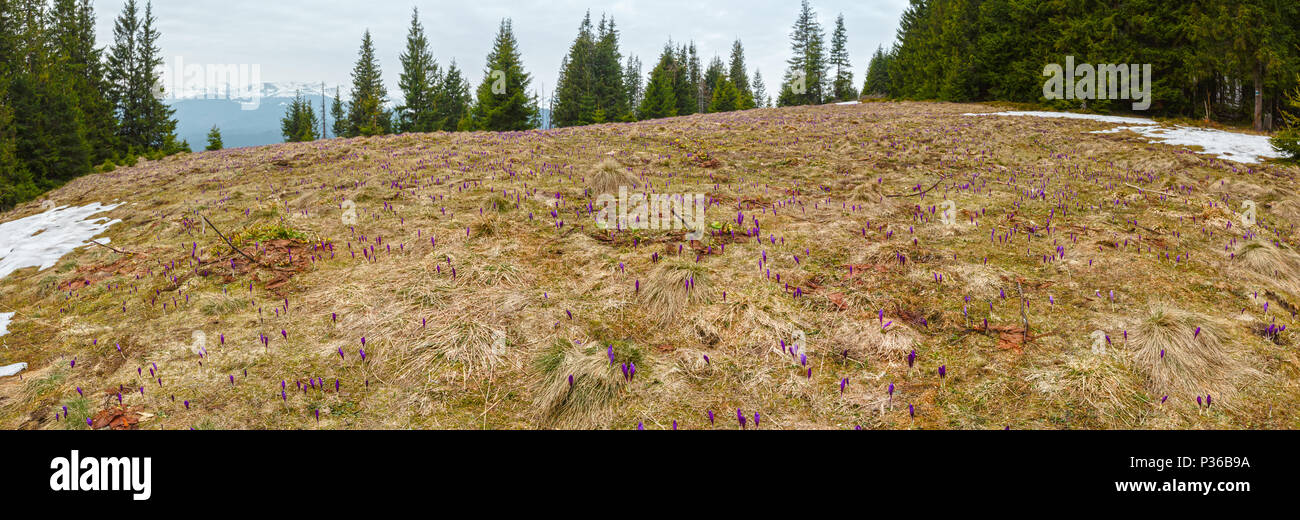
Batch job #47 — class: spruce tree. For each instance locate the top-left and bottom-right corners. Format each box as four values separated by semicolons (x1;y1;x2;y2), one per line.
1272;77;1300;159
553;13;627;126
0;93;36;210
105;0;140;151
753;69;768;108
624;55;643;113
780;0;827;106
396;7;440;133
728;40;755;109
434;60;472;132
330;87;347;138
638;45;678;120
0;0;36;208
106;0;177;154
281;90;319;142
346;30;391;137
552;12;597;128
467;19;539;131
702;57;724;112
670;43;697;117
135;2;178;152
830;13;857;101
685;42;701;115
709;76;740;113
51;0;117;163
864;46;891;96
205;125;223;151
592;15;627;121
9;0;90;186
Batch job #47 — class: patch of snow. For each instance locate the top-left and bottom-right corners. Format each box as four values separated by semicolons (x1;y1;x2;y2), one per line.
1091;125;1283;164
965;110;1281;164
0;362;26;377
836;101;861;106
0;311;11;337
0;202;122;281
964;110;1157;125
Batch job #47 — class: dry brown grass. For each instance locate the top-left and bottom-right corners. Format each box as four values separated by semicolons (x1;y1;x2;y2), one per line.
638;260;712;325
1130;304;1252;406
1234;240;1300;297
532;343;622;429
587;158;640;197
3;101;1299;430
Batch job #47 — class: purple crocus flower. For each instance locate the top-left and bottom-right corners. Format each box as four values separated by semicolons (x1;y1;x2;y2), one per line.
707;409;715;424
737;409;746;429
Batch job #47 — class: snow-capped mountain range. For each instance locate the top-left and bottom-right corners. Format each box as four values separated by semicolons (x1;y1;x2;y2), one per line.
168;81;409;150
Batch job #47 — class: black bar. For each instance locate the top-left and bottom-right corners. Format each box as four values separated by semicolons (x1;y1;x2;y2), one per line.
1;431;1290;508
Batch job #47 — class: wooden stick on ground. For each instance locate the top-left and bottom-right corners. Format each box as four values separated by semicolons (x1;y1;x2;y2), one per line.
200;214;260;266
1017;280;1030;341
88;239;137;256
1125;183;1183;199
887;175;947;198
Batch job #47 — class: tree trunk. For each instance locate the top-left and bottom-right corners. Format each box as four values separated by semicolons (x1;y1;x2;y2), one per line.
1254;61;1263;132
1203;82;1212;123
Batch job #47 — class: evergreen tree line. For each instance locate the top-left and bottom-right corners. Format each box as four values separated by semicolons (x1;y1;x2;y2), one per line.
778;1;857;107
867;0;1300;131
1;0;183;210
303;9;531;141
317;3;859;135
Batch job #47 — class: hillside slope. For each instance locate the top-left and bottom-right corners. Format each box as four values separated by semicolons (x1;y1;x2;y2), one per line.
1;101;1298;430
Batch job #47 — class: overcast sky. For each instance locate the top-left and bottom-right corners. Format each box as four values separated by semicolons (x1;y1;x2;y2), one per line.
93;0;909;101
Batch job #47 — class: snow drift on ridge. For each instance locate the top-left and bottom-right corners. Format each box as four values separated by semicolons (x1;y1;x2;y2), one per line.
965;111;1282;164
0;202;123;282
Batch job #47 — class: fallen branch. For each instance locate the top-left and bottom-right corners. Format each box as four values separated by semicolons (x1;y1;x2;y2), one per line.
200;214;261;266
88;239;137;256
1017;280;1029;335
886;175;947;198
1125;183;1183;199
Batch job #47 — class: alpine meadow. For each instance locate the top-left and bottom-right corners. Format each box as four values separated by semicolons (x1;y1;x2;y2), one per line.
3;0;1300;436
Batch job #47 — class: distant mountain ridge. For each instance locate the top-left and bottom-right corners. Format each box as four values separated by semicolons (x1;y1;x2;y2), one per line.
169;81;550;150
168;82;345;150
